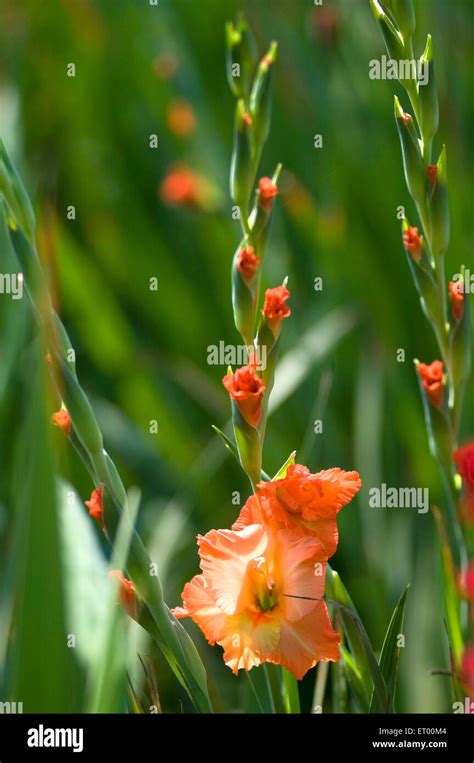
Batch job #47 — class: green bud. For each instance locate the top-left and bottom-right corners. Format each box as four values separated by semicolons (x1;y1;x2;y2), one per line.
230;398;262;489
429;145;449;261
394;96;425;207
249;42;277;162
450;267;471;390
402;219;443;326
419;35;439;148
0;141;35;244
230;99;255;216
225;17;258;101
370;0;406;61
389;0;416;41
232;241;259;345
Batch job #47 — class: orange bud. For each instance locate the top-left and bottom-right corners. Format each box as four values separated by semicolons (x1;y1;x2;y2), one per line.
427;164;438;187
403;226;423;261
222;364;266;427
85;485;105;530
258;176;278;208
262;285;291;330
51;408;71;436
449;279;464;321
236;245;260;282
109;570;138;620
417;360;445;407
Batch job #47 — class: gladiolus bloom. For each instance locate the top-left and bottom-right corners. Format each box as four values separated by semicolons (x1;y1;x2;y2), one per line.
85;485;105;530
258;177;278;208
427;164;438;187
458;562;474;602
237;246;260;282
417;360;445;408
449;279;464;322
262;285;291;330
403;226;423;260
109;570;138;620
461;645;474;694
166;99;196;136
222;365;265;427
234;464;361;559
159;165;202;207
173;524;340;679
51;408;71;436
453;444;474;493
453;443;474;521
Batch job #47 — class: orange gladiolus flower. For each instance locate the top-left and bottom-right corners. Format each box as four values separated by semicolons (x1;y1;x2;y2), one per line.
51;408;71;436
461;645;474;694
403;226;423;261
262;285;291;330
85;485;105;530
109;570;138;620
237;245;261;283
173;524;340;679
233;464;361;559
458;562;474;602
453;443;474;522
222;364;266;427
449;279;464;322
417;360;445;408
258;176;278;208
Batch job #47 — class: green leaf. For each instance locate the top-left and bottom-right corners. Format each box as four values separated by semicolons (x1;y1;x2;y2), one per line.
272;450;296;481
212;424;240;463
370;585;410;712
326;566;388;712
281;667;300;713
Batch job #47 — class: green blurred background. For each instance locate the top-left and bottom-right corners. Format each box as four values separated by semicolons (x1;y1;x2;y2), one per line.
0;0;473;713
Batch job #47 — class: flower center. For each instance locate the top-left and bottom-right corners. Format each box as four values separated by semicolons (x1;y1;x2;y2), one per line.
252;557;277;612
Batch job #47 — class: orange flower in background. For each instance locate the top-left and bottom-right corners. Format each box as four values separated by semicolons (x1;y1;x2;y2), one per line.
417;360;445;408
453;444;474;493
85;485;104;530
262;285;291;330
449;279;464;322
237;245;260;282
234;464;361;559
173;524;340;679
222;364;265;427
109;570;138;620
258;176;278;208
159;164;203;208
453;443;474;521
51;407;71;436
403;226;423;261
166;99;196;136
458;562;474;602
461;645;474;694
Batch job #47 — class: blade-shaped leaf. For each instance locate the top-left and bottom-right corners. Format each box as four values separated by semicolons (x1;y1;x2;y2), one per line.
370;585;410;712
